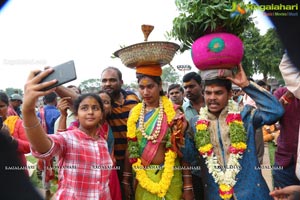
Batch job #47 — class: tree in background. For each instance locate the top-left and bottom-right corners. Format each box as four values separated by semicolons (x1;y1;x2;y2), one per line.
242;27;284;82
161;66;181;84
257;28;284;81
241;26;262;76
2;88;23;97
79;78;101;93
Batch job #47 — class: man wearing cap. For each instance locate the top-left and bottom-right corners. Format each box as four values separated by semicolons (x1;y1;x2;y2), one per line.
7;93;23;118
182;64;284;200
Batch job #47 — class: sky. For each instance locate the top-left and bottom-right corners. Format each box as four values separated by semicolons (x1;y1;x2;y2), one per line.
0;0;274;91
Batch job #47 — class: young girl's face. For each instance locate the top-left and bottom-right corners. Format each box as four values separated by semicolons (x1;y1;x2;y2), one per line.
76;96;103;129
0;100;8;119
99;93;112;117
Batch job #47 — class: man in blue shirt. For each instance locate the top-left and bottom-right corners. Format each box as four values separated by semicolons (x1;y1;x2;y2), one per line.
182;64;284;200
37;92;60;134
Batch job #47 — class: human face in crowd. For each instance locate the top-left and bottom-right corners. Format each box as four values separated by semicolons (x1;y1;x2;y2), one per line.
0;100;8;120
168;87;184;105
183;79;202;102
68;86;81;94
76;96;103;131
10;99;22;109
138;76;161;107
101;69;123;99
99;92;112;117
204;84;232;117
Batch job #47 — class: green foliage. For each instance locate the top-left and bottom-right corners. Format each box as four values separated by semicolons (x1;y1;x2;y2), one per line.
229;123;247;143
257;29;284;80
195;130;210;147
3;88;23;97
241;26;262;76
79;78;101;93
161;66;181;84
242;28;284;80
167;0;254;52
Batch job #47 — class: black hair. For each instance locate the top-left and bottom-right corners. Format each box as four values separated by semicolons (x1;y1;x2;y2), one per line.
67;85;81;94
73;93;104;115
43;92;57;104
168;83;184;93
0;92;9;106
204;79;232;92
102;66;122;81
136;73;164;96
98;90;113;104
182;72;202;85
247;77;254;82
256;80;267;87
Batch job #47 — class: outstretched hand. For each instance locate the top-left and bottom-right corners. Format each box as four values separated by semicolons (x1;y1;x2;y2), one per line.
23;68;57;112
270;186;300;200
226;63;250;88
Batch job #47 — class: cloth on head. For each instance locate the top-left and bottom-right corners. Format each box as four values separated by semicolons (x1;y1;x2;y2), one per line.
200;69;233;80
10;94;23;102
136;65;162;76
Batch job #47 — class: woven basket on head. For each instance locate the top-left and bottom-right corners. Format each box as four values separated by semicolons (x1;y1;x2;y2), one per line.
114;41;180;68
114;24;179;68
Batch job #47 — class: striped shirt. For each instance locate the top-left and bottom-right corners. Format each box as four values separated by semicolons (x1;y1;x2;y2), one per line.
107;89;139;160
31;128;113;200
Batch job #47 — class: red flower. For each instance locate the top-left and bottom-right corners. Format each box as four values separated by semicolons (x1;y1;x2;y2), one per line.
229;146;239;154
219;187;234;195
129;158;138;164
128;137;137;142
229;146;245;154
226;113;242;124
196;120;210;126
199;148;213;156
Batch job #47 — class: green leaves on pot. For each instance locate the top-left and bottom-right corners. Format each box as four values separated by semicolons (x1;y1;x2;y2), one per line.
167;0;254;52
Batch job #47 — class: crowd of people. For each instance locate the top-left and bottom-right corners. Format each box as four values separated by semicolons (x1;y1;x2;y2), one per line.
0;52;299;200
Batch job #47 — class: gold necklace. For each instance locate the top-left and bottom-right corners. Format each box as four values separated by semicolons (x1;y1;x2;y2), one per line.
139;97;163;144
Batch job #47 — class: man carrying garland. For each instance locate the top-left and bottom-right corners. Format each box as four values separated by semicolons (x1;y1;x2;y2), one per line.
182;64;284;200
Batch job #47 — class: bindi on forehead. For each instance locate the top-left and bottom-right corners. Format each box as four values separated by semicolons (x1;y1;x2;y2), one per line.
141;79;149;85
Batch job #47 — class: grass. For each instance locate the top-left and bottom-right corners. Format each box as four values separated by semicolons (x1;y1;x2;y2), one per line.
26;155;58;193
268;141;277;166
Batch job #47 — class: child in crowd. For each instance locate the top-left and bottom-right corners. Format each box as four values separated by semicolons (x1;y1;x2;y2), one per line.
22;68;113;199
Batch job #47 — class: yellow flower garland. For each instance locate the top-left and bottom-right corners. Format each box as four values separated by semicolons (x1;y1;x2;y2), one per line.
132;150;177;197
127;96;177;198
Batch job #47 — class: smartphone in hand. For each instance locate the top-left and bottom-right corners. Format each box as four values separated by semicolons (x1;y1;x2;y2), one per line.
38;60;77;91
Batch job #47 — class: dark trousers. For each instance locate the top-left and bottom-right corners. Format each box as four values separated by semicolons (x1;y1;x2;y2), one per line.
192;174;204;200
255;128;264;164
116;159;134;200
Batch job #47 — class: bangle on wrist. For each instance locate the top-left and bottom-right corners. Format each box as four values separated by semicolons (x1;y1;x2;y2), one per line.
123;172;132;177
183;174;192;178
121;181;130;185
22;121;40;130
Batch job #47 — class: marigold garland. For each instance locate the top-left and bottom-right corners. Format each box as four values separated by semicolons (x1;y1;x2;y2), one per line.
127;96;177;198
195;100;247;200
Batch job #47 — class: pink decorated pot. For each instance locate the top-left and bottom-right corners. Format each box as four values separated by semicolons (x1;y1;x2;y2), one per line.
191;33;244;70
